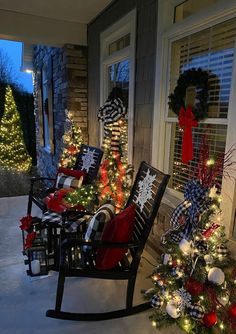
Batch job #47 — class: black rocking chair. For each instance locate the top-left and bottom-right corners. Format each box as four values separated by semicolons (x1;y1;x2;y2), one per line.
46;161;170;321
27;144;103;215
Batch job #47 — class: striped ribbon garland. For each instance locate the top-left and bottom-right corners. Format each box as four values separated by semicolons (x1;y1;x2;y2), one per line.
98;97;127;152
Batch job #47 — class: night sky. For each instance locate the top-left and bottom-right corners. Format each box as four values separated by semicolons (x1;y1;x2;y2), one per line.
0;40;33;93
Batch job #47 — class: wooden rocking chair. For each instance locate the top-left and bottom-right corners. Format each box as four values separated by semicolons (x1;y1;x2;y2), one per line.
27;144;103;215
46;161;169;321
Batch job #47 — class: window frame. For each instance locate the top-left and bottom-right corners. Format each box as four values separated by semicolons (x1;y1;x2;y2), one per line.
38;56;55;154
152;0;236;243
100;9;136;164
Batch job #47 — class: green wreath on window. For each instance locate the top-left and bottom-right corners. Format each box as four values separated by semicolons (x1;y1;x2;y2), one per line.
168;68;210;121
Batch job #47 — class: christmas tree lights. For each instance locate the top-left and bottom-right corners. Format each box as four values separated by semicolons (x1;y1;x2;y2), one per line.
143;139;236;334
99;118;133;211
98;89;133;212
60;110;83;168
64;184;97;212
0;85;31;172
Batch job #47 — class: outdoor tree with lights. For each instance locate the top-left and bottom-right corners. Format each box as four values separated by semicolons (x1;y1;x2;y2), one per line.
0;85;31;172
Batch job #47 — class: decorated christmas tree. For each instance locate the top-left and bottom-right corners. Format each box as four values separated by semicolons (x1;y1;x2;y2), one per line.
0;85;31;172
98;88;133;211
144;138;236;334
60;109;83;168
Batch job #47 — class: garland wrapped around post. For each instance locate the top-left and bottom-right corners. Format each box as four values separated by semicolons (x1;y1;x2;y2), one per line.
98;87;133;211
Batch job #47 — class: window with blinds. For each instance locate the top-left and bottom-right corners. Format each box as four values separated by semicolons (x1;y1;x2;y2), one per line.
168;18;236;192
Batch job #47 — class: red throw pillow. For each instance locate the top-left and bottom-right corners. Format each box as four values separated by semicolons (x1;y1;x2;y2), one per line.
57;167;86;179
95;204;136;270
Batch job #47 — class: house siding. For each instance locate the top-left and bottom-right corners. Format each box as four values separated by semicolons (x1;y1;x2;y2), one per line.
88;0;157;171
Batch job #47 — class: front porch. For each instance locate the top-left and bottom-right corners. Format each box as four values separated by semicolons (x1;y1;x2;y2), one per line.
0;195;181;334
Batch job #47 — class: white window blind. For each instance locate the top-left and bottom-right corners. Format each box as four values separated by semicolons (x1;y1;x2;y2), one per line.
168;18;236;192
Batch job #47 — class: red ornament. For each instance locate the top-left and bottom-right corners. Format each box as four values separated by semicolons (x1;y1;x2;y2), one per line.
229;304;236;319
202;311;217;328
185;277;204;296
67;145;77;154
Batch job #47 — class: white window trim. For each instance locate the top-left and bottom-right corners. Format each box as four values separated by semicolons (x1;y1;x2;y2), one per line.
100;9;136;164
152;0;236;244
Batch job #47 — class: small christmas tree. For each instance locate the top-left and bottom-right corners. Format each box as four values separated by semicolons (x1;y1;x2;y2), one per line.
144;139;236;334
98;89;133;211
60;110;83;168
0;85;31;172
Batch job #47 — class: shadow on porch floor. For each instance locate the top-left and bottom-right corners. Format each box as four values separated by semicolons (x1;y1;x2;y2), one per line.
0;196;183;334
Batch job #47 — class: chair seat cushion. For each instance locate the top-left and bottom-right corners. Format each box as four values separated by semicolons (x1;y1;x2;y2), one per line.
95;204;136;270
83;202;116;251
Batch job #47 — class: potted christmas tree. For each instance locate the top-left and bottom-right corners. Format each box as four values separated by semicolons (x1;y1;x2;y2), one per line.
144;138;236;334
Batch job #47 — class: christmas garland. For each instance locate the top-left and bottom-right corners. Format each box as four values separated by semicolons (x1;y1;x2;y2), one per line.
168;68;210;121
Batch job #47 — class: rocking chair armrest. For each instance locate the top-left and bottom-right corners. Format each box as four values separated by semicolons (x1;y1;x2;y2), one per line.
29;176;56;192
61;238;141;250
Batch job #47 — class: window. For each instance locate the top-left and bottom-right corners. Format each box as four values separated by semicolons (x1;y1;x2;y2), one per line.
109;33;130;55
42;65;50;149
108;60;129;108
37;56;54;154
100;10;136;163
168;18;236;192
153;1;236;244
174;0;223;23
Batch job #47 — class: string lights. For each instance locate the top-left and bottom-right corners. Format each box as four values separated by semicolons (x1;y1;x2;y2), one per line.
0;85;31;172
59;110;83;168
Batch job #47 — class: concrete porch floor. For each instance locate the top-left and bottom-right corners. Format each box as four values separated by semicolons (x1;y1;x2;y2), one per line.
0;196;181;334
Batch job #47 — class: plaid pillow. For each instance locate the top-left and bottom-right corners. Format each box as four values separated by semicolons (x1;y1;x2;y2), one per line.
55;173;83;189
83;202;115;251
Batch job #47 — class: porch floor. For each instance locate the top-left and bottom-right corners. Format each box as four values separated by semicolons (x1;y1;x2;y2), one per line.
0;196;182;334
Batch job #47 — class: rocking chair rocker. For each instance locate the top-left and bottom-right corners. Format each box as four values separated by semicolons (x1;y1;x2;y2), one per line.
27;144;103;215
46;161;169;321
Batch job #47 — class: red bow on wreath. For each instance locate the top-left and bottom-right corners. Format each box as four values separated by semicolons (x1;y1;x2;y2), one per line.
178;106;198;164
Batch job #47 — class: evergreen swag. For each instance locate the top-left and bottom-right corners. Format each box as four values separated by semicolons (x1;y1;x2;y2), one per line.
168;68;209;121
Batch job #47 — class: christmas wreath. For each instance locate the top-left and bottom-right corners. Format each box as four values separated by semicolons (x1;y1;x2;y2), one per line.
168;68;209;121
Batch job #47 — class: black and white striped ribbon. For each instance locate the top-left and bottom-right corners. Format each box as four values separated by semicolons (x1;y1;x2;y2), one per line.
162;179;210;243
98;98;127;124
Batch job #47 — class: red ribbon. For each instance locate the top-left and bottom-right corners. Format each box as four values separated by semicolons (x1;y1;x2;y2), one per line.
178;106;198;164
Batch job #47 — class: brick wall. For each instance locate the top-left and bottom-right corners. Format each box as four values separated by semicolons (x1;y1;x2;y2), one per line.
87;0;157;171
33;44;88;178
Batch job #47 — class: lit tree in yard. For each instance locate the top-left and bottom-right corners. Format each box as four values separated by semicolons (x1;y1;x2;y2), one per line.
0;85;31;172
143;138;236;334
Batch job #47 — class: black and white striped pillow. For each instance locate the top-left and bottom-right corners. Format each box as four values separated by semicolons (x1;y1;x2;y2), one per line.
83;202;115;251
55;173;83;189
